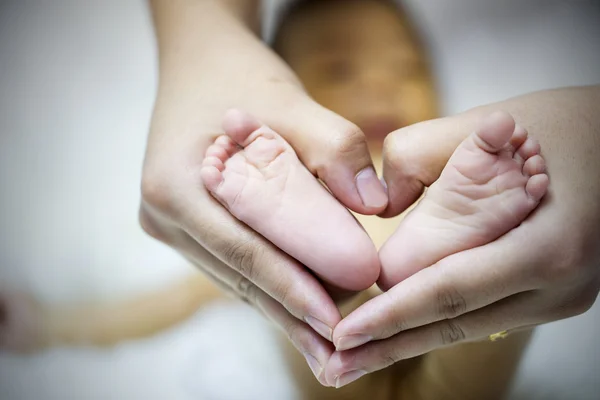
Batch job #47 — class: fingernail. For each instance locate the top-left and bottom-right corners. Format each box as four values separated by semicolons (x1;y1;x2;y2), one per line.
305;316;333;341
303;352;323;379
335;370;367;388
356;167;388;209
335;334;372;351
380;176;388;191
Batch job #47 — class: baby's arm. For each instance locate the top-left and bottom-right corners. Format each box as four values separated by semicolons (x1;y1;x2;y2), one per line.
1;273;223;352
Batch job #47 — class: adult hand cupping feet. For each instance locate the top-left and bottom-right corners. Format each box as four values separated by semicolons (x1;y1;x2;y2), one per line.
202;108;548;389
377;110;548;290
142;0;387;385
326;87;600;388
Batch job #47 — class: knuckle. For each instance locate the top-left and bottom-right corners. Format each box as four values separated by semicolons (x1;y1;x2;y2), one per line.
233;275;254;304
439;320;466;345
536;228;596;286
140;171;173;213
383;355;399;368
553;285;598;319
382;122;441;184
271;279;291;307
391;317;409;336
329;124;368;157
284;319;303;346
376;349;402;368
223;240;262;281
436;286;467;320
379;293;409;337
382;126;420;171
382;131;406;169
337;353;357;371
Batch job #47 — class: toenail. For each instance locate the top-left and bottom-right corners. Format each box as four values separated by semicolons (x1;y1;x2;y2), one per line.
356;167;388;209
335;370;367;388
335;334;372;351
305;316;333;341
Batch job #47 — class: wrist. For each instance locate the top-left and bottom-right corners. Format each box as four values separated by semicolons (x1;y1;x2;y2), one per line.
152;0;262;61
216;0;261;32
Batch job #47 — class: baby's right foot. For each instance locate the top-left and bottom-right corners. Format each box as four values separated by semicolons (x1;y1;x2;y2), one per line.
378;111;549;290
201;110;380;291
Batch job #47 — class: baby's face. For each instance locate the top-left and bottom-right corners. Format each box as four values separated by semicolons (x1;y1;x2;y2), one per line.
275;0;438;140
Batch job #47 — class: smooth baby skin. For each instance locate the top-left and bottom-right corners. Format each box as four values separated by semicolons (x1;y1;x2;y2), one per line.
201;110;381;291
378;111;548;290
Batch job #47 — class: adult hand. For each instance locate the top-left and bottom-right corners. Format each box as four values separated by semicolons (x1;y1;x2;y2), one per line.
141;0;387;383
325;86;600;387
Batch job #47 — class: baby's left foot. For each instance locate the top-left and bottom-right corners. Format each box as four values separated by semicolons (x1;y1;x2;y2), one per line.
378;111;549;290
201;110;380;291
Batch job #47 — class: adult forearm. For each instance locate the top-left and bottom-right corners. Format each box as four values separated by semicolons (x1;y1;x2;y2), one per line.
147;0;297;137
150;0;260;34
149;0;262;71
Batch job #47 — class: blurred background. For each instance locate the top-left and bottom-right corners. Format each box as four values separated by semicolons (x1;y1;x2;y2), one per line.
0;0;599;399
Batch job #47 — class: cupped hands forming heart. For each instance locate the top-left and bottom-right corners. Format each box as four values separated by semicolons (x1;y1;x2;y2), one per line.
319;88;600;388
201;103;553;388
138;4;600;389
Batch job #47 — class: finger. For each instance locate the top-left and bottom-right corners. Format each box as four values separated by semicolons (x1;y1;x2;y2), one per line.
178;251;254;303
255;290;335;386
332;226;545;350
325;291;546;388
258;100;388;215
180;250;335;386
174;200;342;341
380;115;478;218
140;152;343;341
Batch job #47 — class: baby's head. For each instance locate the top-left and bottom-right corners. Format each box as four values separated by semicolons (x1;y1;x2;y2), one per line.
274;0;438;140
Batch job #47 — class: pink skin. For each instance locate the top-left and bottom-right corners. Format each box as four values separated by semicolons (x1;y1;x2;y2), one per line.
377;111;549;291
323;111;549;388
200;109;380;292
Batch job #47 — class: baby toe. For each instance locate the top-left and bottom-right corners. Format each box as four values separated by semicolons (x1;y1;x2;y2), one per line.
523;154;545;177
202;156;225;171
473;111;516;152
508;125;528;153
517;137;541;161
205;144;230;161
215;135;239;156
200;166;224;192
525;174;549;201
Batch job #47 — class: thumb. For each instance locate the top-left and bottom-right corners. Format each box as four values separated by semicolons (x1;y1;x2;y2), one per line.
380;112;483;218
262;98;388;215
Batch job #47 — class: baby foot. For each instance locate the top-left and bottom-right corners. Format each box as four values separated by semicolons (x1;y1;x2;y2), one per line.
378;111;549;290
201;110;380;291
